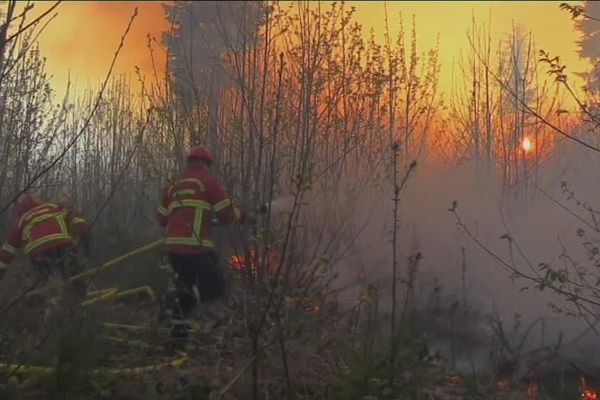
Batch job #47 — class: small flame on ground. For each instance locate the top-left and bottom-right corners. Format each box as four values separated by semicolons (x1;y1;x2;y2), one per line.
228;252;259;277
229;248;322;313
496;379;511;391
583;390;598;400
581;377;598;400
298;298;321;313
445;375;461;385
228;255;245;269
527;380;538;398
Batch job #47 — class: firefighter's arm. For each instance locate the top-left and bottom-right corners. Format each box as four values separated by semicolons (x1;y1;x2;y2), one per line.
156;185;171;227
0;225;22;273
210;178;243;224
65;206;91;256
66;207;88;236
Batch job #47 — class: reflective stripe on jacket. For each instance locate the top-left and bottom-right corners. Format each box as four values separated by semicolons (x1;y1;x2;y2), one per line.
0;202;88;268
157;165;238;255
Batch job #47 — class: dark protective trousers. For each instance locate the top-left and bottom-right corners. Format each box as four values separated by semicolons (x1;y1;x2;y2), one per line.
30;245;87;303
167;252;224;320
31;245;82;280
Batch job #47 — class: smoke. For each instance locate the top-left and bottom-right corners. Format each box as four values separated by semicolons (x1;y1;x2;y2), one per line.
266;141;600;371
27;1;170;95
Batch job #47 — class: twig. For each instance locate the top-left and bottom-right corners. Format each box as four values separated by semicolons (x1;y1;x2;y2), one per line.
466;34;600;154
88;107;153;229
533;182;598;232
450;203;600;308
4;1;61;44
0;7;139;217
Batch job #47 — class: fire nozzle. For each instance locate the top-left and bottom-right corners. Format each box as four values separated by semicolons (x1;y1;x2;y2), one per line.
210;198;280;226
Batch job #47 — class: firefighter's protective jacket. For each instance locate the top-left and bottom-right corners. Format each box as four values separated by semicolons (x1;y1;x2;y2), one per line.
0;202;88;269
157;164;239;255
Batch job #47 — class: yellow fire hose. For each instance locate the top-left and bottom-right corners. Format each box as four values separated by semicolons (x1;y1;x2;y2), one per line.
86;288;119;297
95;335;150;349
25;238;165;299
81;287;118;306
102;322;199;333
70;239;165;283
0;351;188;376
81;285;157;307
1;239;199;376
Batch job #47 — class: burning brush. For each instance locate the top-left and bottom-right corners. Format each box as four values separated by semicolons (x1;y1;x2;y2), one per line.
227;246;321;314
227;247;276;280
496;378;511;392
527;379;538;398
581;377;598;400
444;375;461;385
228;251;259;278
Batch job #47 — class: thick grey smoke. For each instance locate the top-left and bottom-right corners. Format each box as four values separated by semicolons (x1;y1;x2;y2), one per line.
264;141;600;372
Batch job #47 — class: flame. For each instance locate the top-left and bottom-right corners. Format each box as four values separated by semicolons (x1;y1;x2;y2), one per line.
227;246;279;280
445;375;461;385
496;379;510;391
228;247;321;313
298;298;321;313
583;390;598;400
228;255;245;269
227;252;259;277
581;377;598;400
522;137;533;152
527;380;538;398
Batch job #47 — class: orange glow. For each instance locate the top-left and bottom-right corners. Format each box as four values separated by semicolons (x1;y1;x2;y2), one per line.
12;1;171;96
583;390;598;400
527;380;538;398
227;246;279;280
445;375;461;385
227;248;320;313
298;298;321;314
496;379;510;391
349;1;588;96
8;1;588;100
228;255;247;270
522;137;533;152
581;377;598;400
228;253;259;278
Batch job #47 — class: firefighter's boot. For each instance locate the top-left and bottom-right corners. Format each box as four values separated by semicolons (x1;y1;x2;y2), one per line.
170;319;190;350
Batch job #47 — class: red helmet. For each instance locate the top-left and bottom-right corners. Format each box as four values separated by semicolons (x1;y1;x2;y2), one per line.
16;195;41;218
187;146;214;166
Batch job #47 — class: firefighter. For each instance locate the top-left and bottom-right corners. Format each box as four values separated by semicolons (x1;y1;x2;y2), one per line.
0;195;91;363
0;195;90;331
157;146;248;342
0;194;90;309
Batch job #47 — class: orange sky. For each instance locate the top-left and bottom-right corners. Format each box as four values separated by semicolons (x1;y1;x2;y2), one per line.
14;1;170;95
350;1;590;95
10;1;591;98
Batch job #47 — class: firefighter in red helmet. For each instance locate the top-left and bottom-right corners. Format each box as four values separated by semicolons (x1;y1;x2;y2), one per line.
157;146;248;342
0;194;90;292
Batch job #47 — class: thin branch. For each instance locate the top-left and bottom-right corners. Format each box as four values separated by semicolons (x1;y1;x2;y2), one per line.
0;7;138;217
467;35;600;154
4;1;61;44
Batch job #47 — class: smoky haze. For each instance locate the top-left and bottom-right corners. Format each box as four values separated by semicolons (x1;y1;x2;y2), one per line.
261;140;600;372
4;1;600;396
